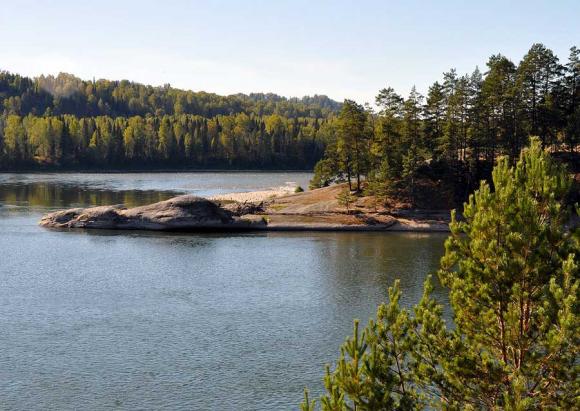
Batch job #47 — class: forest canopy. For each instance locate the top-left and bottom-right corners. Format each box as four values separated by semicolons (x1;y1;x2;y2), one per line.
0;71;341;169
302;138;579;410
310;43;579;205
1;43;578;173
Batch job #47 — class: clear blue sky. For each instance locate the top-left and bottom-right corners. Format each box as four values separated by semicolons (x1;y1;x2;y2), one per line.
1;0;578;104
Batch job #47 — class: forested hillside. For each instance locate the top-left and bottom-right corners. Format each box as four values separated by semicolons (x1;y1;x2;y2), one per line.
1;43;578;175
0;72;340;169
311;43;579;206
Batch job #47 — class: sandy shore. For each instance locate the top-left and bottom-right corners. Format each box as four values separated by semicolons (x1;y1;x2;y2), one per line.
209;184;297;203
208;183;451;232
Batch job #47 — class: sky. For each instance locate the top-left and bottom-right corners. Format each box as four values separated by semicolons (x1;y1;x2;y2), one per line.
1;0;578;105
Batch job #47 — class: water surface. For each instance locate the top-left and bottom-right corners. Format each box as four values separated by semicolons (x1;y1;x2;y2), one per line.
0;173;446;410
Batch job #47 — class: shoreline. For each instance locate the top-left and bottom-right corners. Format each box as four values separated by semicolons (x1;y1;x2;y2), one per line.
39;184;452;233
0;169;313;175
257;216;450;233
206;183;450;233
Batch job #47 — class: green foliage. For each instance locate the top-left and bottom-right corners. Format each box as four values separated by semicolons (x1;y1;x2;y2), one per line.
301;389;316;411
364;162;393;211
304;139;579;409
336;100;371;192
336;188;356;214
295;185;305;193
2;43;579;181
310;156;340;189
323;285;417;410
0;71;341;119
0;112;332;169
311;43;579;205
0;71;340;170
437;138;578;408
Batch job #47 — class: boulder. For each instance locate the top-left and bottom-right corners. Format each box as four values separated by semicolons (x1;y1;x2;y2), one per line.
39;195;265;231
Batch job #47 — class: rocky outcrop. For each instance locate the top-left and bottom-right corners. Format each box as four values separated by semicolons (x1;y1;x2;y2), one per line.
39;195;266;231
221;201;266;216
39;187;457;232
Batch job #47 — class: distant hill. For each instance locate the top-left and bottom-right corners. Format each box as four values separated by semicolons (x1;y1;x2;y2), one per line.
0;71;341;119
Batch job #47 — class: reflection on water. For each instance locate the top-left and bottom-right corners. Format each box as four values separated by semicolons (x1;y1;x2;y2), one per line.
0;173;447;410
0;171;314;211
0;182;180;209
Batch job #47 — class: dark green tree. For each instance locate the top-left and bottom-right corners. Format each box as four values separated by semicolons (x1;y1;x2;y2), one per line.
400;87;425;198
303;139;579;409
516;44;564;148
336;100;370;192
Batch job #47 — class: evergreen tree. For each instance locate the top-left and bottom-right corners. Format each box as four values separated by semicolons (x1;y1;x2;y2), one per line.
400;87;425;197
303;139;579;409
372;87;404;179
434;138;578;408
423;82;445;156
337;100;370;192
336;187;356;214
364;160;392;211
481;54;518;161
564;47;580;151
516;44;564;147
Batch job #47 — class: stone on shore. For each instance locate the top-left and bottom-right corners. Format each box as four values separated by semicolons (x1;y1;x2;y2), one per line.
39;195;264;230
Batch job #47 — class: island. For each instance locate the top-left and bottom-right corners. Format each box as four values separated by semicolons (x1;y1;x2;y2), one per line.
39;184;450;232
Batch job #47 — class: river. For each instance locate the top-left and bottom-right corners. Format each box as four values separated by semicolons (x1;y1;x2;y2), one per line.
0;172;446;410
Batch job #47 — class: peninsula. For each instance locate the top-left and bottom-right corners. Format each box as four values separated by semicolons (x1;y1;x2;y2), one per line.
39;183;450;232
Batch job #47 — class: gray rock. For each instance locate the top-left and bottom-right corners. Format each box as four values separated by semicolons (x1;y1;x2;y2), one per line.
39;195;266;231
221;201;265;216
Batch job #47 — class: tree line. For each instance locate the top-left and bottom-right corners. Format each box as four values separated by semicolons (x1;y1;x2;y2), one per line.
0;71;340;119
0;71;340;169
311;44;579;205
2;43;578;173
0;112;335;169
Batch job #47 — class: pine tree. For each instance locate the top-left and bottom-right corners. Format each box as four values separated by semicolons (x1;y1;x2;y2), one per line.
336;187;356;214
364;161;392;212
481;54;518;162
435;137;578;408
516;44;564;148
564;46;580;151
303;138;579;410
423;81;445;156
373;87;403;179
401;88;425;199
337;100;369;192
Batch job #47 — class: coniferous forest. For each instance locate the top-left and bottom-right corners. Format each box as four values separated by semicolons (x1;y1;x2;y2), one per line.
1;43;578;198
302;138;579;410
310;43;579;206
0;72;340;169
